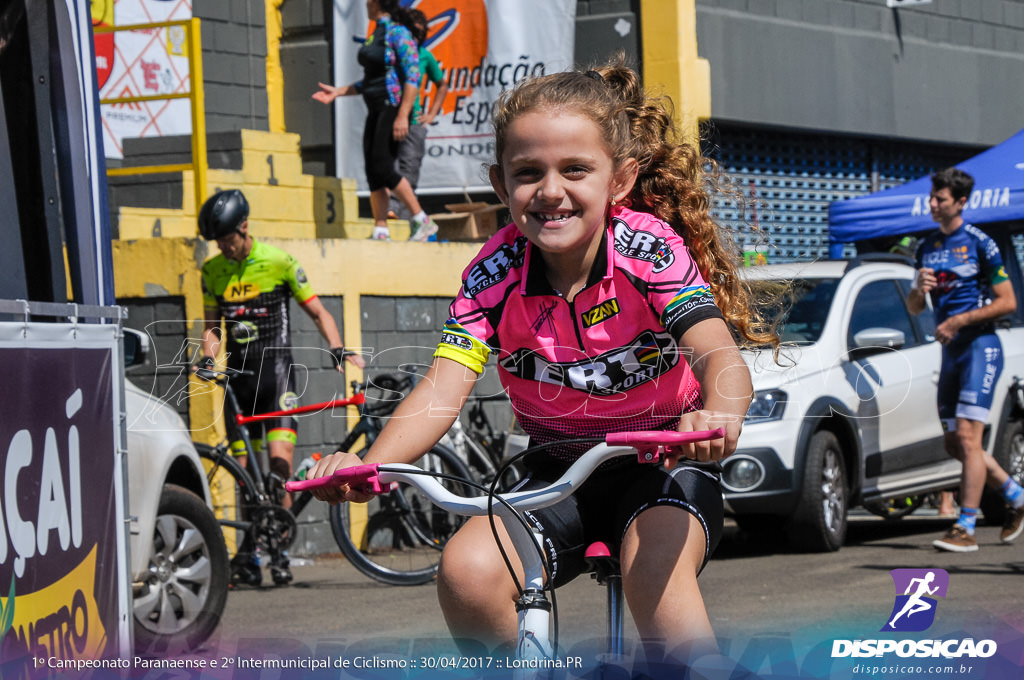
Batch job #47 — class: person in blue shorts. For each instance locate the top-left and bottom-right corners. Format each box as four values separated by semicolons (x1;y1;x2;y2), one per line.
907;167;1023;552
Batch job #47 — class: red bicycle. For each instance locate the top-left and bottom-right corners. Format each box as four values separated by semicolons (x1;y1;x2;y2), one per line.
192;366;471;586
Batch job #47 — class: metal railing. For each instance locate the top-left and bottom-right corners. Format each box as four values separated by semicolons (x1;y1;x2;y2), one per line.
96;18;207;219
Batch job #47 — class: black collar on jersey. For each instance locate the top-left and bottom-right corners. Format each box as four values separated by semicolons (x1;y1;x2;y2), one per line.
523;228;609;297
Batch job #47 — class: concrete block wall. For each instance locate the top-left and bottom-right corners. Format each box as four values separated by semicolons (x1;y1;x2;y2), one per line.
360;296;452;374
122;296;191;424
194;0;269;133
279;0;333;176
575;0;641;68
112;129;369;241
695;0;1024;146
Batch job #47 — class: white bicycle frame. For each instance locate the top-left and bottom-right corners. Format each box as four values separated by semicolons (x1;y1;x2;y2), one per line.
288;428;723;671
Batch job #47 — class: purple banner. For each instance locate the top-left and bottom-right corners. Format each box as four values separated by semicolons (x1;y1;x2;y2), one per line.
0;348;120;674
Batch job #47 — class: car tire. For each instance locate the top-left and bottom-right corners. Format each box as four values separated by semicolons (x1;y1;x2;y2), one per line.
981;420;1024;526
789;431;848;552
134;484;229;655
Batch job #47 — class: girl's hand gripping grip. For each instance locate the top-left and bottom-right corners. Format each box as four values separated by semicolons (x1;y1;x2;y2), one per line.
605;428;726;463
284;463;389;495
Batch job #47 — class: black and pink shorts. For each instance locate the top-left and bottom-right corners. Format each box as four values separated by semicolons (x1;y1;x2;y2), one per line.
512;457;724;588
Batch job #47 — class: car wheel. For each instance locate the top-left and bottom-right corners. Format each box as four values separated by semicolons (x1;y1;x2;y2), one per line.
981;420;1024;526
134;484;229;654
789;431;848;552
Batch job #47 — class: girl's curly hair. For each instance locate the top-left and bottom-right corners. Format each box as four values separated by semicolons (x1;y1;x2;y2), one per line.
491;56;778;349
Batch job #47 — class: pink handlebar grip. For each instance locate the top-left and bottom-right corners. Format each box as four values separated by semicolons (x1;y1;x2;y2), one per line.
284;463;386;494
605;428;726;463
605;428;725;447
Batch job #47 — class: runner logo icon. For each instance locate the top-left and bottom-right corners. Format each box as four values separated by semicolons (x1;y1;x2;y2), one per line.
881;568;949;633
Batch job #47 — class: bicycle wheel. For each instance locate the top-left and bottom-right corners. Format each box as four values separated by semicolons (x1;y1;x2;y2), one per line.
195;443;297;561
329;443;473;586
195;443;248;551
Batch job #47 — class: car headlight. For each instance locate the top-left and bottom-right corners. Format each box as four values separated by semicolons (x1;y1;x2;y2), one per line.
722;456;766;492
745;389;787;423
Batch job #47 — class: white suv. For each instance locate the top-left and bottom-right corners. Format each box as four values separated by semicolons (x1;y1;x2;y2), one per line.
724;256;1024;552
123;329;228;653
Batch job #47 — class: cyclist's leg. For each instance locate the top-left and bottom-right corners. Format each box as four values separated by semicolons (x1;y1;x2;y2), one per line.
621;508;713;660
262;359;300;507
267;435;296;506
437;470;588;652
230;374;261;469
615;463;723;665
437;516;523;650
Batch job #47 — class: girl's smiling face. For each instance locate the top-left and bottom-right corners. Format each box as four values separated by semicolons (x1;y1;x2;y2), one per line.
491;109;637;263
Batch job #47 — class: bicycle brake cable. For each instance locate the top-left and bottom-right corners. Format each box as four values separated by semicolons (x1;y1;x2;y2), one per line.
377;465;542;596
485;436;603;650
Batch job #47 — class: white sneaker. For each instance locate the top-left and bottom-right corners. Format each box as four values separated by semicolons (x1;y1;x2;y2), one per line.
408;215;438;242
370;226;391;241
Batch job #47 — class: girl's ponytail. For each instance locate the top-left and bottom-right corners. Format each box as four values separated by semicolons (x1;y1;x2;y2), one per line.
490;55;778;350
595;58;777;350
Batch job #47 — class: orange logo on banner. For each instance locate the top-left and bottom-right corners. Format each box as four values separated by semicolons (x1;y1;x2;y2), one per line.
368;1;488;117
418;0;487;115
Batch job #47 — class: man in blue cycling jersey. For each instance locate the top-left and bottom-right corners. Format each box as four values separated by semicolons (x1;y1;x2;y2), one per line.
907;168;1023;552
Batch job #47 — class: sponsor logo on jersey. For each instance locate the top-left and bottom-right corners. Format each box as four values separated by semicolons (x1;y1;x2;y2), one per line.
224;282;260;302
661;285;715;329
499;330;678;396
612;219;675;273
230;320;258;344
296;267;309;285
665;285;714;312
580;299;620;328
634;338;662;364
464;236;528;298
440;332;474;351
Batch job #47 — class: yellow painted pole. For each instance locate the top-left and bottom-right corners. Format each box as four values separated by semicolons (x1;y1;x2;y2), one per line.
640;0;711;144
189;17;208;217
265;0;286;133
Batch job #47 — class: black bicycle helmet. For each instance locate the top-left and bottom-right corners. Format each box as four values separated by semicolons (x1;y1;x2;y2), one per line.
198;189;249;240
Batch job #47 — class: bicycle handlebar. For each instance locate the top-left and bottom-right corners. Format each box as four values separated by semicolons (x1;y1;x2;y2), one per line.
285;428;725;515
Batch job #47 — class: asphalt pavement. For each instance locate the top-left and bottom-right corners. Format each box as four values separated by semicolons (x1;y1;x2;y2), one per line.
193;511;1024;679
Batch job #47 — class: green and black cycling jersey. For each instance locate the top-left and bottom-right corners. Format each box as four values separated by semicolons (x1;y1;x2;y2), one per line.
201;239;317;368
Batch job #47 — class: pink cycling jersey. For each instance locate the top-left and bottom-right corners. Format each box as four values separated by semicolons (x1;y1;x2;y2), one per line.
435;205;724;459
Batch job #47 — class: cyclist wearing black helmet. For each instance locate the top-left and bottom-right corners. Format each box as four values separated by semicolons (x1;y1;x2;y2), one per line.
198;190;365;575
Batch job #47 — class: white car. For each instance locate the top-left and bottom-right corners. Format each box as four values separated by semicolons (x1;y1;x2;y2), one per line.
123;329;228;653
724;256;1024;552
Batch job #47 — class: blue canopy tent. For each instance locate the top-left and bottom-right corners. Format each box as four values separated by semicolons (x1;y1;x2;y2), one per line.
828;127;1024;258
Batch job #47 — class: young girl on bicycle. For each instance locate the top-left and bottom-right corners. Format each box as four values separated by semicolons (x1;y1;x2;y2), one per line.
308;58;773;665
